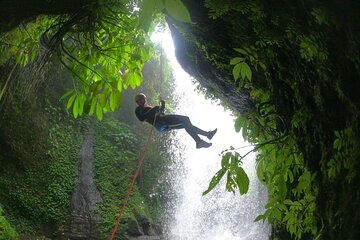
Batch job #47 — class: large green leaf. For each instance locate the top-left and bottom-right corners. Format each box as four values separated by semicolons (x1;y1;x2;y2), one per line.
165;0;192;23
78;93;86;116
221;152;232;168
230;57;244;65
234;48;248;55
235;166;249;195
73;96;79;118
66;94;76;109
240;62;252;80
60;89;74;100
96;101;103;120
98;90;108;108
254;214;266;222
278;176;287;201
139;0;158;32
203;168;227;195
89;98;96;116
234;115;245;132
226;171;236;193
110;90;122;111
232;64;241;81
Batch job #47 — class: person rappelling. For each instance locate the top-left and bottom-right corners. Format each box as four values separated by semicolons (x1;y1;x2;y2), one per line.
134;93;217;149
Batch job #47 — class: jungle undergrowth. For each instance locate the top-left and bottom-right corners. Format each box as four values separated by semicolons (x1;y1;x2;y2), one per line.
202;0;360;239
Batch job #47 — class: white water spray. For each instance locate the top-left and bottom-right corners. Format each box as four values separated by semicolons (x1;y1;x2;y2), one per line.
153;29;270;240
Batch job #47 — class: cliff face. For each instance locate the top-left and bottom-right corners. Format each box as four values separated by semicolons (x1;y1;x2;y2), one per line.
70;125;102;240
0;0;93;32
166;0;360;114
166;1;360;239
166;1;254;113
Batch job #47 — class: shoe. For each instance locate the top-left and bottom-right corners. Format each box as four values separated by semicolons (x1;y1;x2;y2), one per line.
207;128;217;140
196;140;212;149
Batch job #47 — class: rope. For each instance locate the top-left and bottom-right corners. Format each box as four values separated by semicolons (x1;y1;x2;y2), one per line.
108;116;157;240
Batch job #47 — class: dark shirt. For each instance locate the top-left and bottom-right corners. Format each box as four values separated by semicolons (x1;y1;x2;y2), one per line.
135;104;160;125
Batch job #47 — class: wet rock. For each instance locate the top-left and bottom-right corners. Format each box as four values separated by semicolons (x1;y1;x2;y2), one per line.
166;0;254;114
70;125;102;239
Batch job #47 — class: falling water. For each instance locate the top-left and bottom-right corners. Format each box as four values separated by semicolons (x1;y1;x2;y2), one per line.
153;30;270;240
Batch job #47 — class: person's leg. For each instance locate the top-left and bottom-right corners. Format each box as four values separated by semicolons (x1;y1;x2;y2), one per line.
158;114;200;141
173;115;217;140
158;114;214;148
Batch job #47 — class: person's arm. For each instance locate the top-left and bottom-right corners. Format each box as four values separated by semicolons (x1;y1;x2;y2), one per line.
135;106;159;121
160;100;165;113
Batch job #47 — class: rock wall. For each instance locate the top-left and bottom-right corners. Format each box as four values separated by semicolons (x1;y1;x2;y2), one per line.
166;0;254;113
70;125;102;239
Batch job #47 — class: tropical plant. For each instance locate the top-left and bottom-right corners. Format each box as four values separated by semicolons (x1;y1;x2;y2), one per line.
204;43;319;239
0;0;191;120
0;206;18;240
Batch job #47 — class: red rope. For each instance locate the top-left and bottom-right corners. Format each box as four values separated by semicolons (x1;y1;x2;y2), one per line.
108;121;156;240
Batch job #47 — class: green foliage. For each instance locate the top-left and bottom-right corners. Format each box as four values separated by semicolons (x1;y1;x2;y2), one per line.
0;60;85;235
228;105;318;240
0;16;56;67
203;2;324;236
255;137;317;239
326;122;359;182
196;0;360;237
0;206;18;240
54;2;153;120
42;122;80;220
0;103;81;234
204;0;231;19
231;57;252;84
0;0;193;121
230;47;270;102
299;34;328;63
0;3;136;120
93;116;152;237
0;40;173;238
203;151;249;196
208;102;318;239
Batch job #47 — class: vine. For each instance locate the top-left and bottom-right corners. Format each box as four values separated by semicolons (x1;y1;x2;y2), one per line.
204;43;318;239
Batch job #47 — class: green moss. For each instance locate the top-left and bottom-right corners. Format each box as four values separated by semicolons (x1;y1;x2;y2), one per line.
0;60;89;236
93;116;151;237
0;102;83;234
0;206;18;240
196;1;360;239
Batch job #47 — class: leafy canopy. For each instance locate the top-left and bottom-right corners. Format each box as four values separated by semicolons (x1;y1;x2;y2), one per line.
0;0;191;120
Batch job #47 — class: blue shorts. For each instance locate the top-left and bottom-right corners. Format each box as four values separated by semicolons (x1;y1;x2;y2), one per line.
154;123;171;132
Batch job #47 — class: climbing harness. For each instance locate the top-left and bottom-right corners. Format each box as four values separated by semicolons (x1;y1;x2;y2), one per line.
108;115;157;240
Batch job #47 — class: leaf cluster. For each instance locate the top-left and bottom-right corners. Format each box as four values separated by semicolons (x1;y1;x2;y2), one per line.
202;1;334;237
93;115;167;237
0;0;193;122
203;151;249;196
0;206;18;240
325;120;360;182
0;91;82;234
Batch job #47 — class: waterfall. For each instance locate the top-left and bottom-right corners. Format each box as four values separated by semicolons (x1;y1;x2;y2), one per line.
154;30;270;240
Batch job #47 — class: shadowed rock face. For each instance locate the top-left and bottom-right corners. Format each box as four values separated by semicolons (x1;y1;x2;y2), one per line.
165;1;254;114
70;125;102;240
0;0;93;32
